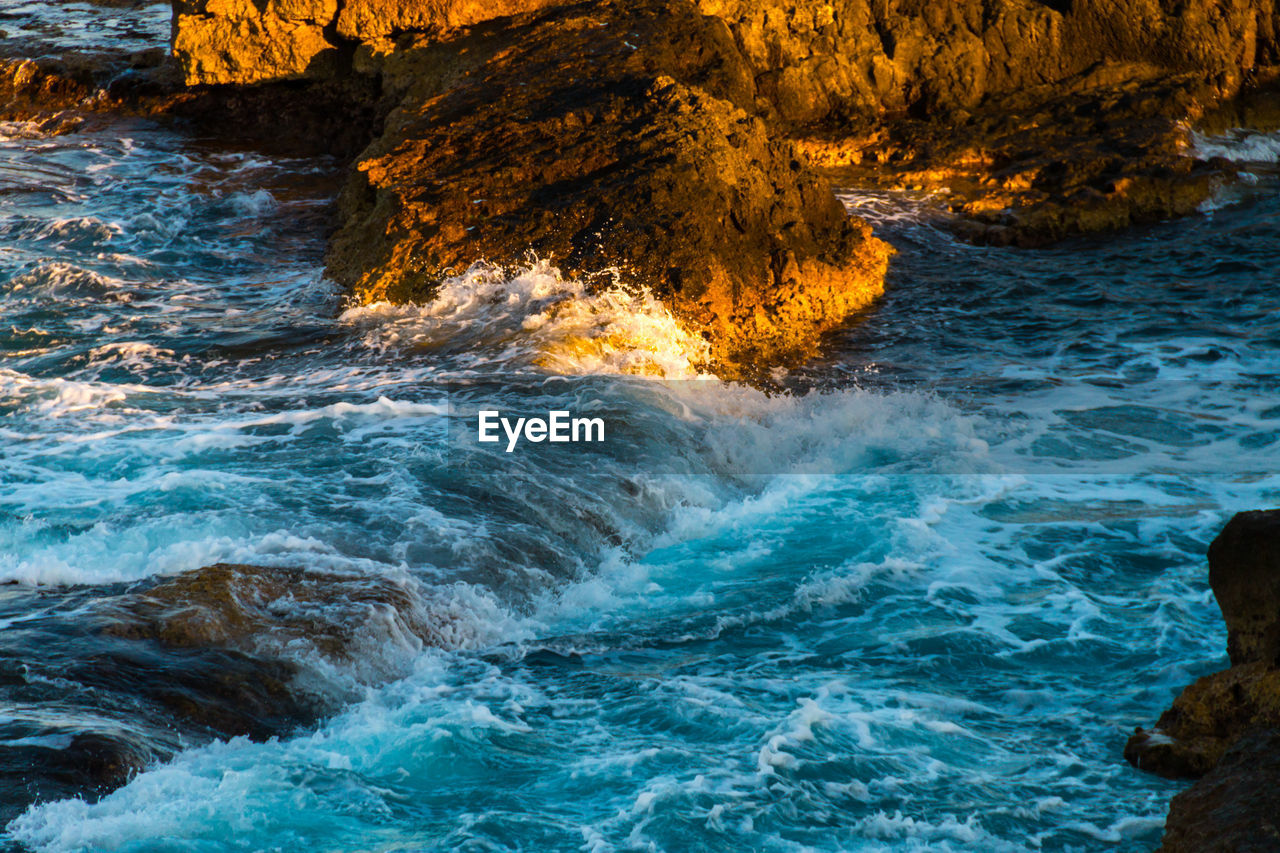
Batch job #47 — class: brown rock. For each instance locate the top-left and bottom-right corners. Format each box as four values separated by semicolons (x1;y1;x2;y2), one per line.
326;0;890;371
0;562;459;817
156;0;1280;357
335;0;564;41
170;0;341;85
1158;728;1280;853
1128;510;1280;849
1126;663;1280;778
1210;509;1280;668
106;562;454;675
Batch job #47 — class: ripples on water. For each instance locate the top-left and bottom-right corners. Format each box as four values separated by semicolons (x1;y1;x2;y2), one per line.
1;78;1279;853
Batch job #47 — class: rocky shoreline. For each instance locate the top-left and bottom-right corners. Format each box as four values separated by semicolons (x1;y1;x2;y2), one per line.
6;0;1280;370
3;0;1280;841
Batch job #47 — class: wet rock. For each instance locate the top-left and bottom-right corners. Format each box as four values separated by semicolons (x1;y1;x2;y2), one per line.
326;0;890;370
0;56;103;120
0;727;154;825
1158;728;1280;853
0;564;451;819
1128;510;1280;848
106;563;455;678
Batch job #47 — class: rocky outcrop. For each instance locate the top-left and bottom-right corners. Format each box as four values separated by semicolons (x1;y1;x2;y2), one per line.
700;0;1280;244
152;0;1280;364
1126;510;1280;851
12;1;1280;369
170;0;342;85
696;0;1277;127
164;0;893;372
1210;510;1280;668
327;0;889;368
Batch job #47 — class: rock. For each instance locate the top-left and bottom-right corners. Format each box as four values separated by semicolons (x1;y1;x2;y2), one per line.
170;0;342;86
1209;510;1280;668
1127;510;1280;849
703;0;1278;243
105;563;454;679
0;563;457;818
155;0;1280;368
700;0;1276;128
1128;510;1280;780
326;0;890;370
0;728;154;825
334;0;563;41
1158;728;1280;853
12;1;1280;369
1126;662;1280;778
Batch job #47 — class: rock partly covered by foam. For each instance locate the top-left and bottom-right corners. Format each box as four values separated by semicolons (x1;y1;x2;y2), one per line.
169;0;893;371
327;0;889;368
0;563;455;820
1126;510;1280;851
106;562;455;677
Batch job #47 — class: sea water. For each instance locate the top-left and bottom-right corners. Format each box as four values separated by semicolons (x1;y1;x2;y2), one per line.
3;11;1280;853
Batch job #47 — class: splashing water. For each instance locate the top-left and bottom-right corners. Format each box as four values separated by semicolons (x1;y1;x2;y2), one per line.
1;99;1279;853
339;260;713;379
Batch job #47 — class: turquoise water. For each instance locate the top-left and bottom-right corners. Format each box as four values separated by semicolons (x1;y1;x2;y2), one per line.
3;53;1280;853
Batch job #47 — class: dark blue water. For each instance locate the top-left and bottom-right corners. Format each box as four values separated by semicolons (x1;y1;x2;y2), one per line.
2;17;1280;850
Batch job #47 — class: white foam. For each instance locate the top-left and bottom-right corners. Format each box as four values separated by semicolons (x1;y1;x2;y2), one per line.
341;261;712;379
1192;128;1280;163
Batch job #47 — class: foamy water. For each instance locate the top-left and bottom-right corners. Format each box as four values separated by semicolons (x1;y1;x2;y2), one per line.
1;109;1279;852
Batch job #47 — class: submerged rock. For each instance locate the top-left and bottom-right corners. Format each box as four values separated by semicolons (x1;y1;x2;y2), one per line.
106;562;454;679
1127;510;1280;849
0;563;451;819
